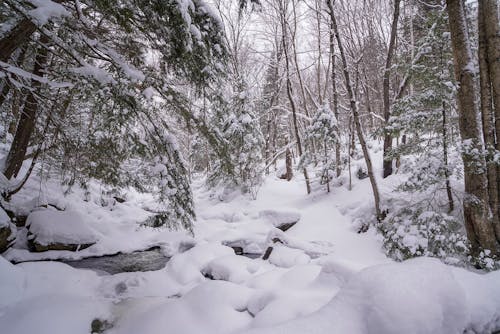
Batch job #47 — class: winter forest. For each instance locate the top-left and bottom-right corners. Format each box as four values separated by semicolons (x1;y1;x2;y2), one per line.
1;0;500;333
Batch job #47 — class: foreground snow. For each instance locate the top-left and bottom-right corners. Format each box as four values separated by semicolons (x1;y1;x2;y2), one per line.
1;161;499;333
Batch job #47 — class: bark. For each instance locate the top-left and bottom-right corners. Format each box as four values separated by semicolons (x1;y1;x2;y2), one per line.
3;35;50;180
447;0;500;254
382;0;401;178
442;102;454;213
481;0;500;241
0;19;36;62
330;6;382;218
284;146;293;181
478;1;500;239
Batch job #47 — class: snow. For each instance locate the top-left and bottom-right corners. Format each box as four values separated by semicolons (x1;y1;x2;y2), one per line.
268;244;310;268
27;210;98;246
26;0;69;26
1;150;500;334
71;64;116;85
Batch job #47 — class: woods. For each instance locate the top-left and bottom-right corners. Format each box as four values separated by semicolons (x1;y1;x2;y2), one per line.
3;1;500;334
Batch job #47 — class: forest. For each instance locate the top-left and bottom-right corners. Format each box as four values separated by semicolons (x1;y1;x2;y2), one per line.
1;0;500;333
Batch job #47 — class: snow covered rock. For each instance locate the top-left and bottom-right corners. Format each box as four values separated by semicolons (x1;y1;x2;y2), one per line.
258;210;300;231
0;208;14;253
268;245;310;268
26;210;98;252
202;255;255;283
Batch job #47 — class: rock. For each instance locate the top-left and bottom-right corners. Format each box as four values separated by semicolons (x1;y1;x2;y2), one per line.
276;222;296;232
0;226;12;253
356;166;368;180
0;208;14;253
113;196;126;203
91;318;113;334
28;235;95;252
27;210;98;252
222;240;263;257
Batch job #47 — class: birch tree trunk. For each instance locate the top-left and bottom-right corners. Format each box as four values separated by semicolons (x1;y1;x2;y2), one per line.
447;0;500;254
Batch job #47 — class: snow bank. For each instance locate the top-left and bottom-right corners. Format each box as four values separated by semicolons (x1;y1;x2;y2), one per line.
202;255;255;283
0;259;110;334
241;258;500;334
27;210;98;247
110;281;254;334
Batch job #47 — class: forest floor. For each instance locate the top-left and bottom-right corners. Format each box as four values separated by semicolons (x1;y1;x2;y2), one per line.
1;149;500;334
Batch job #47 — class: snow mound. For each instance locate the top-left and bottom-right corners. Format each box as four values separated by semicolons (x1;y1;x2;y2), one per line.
165;242;234;285
110;280;254;334
202;255;255;283
268;245;310;268
27;210;98;247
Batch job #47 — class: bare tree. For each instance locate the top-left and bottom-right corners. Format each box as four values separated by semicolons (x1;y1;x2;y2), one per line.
329;1;382;218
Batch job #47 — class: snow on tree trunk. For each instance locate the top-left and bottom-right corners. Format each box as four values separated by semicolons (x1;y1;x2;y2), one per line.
446;0;500;255
382;0;401;179
478;0;500;240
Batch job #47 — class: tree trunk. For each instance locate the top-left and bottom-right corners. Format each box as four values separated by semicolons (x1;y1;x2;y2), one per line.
0;19;36;63
382;0;401;178
481;0;500;241
330;6;382;219
285;146;293;181
280;0;311;194
478;0;500;239
326;0;341;178
442;102;454;213
447;0;500;254
3;35;50;180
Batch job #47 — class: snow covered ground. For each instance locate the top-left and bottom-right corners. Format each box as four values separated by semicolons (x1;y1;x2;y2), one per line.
1;155;500;333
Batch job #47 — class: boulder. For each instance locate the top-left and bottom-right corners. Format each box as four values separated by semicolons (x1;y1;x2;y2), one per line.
27;210;97;252
0;208;13;253
0;225;12;253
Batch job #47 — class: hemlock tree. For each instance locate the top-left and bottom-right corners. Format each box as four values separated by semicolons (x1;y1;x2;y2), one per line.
302;103;339;193
0;0;229;231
